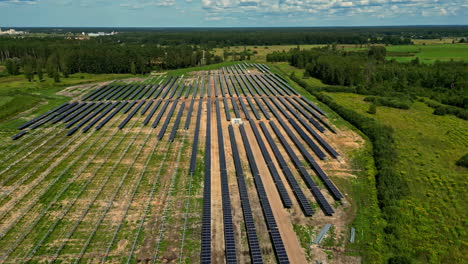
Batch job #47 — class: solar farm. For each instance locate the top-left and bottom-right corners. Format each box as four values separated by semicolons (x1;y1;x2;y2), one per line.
1;63;353;263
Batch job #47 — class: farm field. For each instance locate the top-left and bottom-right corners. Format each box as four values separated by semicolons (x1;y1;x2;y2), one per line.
214;45;324;62
0;63;372;263
385;44;468;63
220;42;468;64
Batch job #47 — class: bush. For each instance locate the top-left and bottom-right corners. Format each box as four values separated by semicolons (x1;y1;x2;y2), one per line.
388;256;412;264
321;86;357;93
364;96;411;110
456;154;468;168
368;103;377;114
433;106;447;115
432;104;468;120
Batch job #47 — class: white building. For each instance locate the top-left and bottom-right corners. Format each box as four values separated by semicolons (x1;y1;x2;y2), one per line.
0;28;26;35
87;31;118;37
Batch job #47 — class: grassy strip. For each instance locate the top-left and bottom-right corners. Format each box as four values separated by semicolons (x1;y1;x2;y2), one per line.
0;94;43;122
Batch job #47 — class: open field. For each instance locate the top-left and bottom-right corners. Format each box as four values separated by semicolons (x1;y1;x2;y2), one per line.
219;42;468;64
214;45;324;62
0;73;134;130
338;43;468;63
0;63;370;263
385;44;468;63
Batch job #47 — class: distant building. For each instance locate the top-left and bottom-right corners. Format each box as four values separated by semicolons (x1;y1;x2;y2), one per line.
0;28;26;35
87;31;118;37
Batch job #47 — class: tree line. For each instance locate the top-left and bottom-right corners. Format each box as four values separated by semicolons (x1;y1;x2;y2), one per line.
0;38;222;81
99;29;412;47
267;46;468;119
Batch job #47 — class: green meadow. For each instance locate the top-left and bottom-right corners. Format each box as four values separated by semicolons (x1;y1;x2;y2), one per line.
0;73;133;131
385;44;468;63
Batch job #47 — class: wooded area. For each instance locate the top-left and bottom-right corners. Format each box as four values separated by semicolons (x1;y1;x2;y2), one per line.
0;38;223;78
267;46;468;119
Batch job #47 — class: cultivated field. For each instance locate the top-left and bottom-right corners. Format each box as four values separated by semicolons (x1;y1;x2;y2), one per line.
0;63;365;263
218;42;468;64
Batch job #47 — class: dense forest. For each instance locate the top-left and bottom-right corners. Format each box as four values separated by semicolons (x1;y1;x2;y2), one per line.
267;47;468;119
0;38;222;79
98;30;412;46
12;26;468;46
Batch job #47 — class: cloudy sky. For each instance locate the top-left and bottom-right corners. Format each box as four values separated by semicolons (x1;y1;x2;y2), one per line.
0;0;467;27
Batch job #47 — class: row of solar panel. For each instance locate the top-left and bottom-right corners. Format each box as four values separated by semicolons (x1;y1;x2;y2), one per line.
248;120;293;208
215;100;237;264
16;68;327;140
269;122;336;216
227;125;264;264
82;74;215;103
238;124;290;264
82;76;174;101
259;122;315;216
200;99;212;264
189;99;203;174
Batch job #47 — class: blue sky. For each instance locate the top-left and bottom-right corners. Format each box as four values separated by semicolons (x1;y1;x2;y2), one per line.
0;0;467;27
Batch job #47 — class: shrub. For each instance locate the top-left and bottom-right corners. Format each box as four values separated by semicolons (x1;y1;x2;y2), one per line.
368;103;377;114
456;154;468;168
364;96;411;110
432;105;468;120
388;256;412;264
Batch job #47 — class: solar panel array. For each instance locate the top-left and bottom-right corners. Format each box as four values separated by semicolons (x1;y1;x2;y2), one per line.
238;125;290;264
201;99;212;264
215;100;237;263
13;63;346;263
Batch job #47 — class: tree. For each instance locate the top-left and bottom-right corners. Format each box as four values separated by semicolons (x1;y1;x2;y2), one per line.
5;58;20;75
53;71;61;83
130;61;136;75
368;103;377;114
368;46;386;61
60;55;70;78
23;56;35;82
46;53;60;78
36;59;44;82
23;62;34;82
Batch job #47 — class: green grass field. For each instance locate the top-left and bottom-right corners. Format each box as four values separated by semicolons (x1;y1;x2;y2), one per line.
385;44;468;63
0;73;133;131
221;42;468;64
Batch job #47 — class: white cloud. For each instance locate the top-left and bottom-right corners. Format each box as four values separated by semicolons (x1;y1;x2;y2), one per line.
197;0;467;24
120;0;175;9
